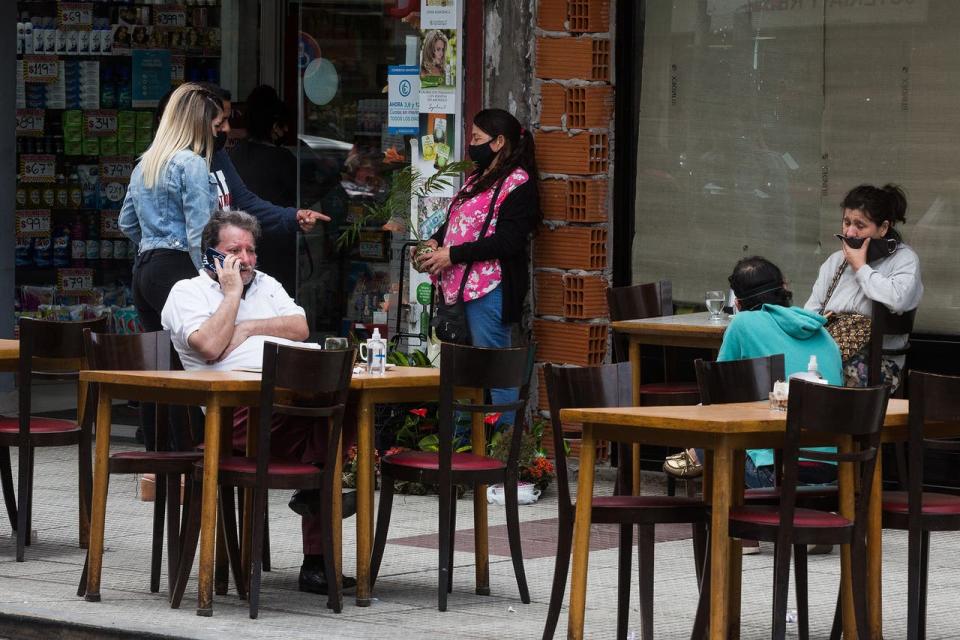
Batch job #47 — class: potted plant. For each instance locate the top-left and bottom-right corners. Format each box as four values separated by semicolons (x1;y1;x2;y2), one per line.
336;159;474;271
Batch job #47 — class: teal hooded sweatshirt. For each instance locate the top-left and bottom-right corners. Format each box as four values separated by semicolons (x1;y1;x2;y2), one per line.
718;304;843;468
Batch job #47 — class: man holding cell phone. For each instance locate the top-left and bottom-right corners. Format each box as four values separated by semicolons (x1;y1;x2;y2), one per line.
161;209;357;596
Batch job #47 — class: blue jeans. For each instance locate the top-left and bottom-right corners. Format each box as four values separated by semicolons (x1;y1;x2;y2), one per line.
464;286;519;425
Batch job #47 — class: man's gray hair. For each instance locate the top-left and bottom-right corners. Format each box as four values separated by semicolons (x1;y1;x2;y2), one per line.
201;209;262;251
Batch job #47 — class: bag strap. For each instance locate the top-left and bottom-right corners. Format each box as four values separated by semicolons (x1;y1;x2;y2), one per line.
818;260;848;316
451;179;506;303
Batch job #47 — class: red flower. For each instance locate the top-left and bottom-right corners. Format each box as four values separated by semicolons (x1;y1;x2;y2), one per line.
483;412;502;425
409;408;428;418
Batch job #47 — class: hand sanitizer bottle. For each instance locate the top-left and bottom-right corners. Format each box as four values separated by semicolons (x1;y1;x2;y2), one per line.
789;355;827;384
366;328;387;375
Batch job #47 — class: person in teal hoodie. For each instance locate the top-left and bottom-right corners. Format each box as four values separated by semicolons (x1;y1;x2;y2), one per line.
722;256;843;489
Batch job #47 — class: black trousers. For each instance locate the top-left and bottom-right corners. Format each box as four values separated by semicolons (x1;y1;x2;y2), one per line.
132;249;199;451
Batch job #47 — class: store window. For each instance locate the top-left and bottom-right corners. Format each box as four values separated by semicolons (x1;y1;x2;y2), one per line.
632;1;960;333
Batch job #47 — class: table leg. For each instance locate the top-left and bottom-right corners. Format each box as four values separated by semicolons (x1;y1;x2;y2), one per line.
471;389;489;595
83;387;113;602
867;449;883;638
355;394;374;606
838;436;857;638
241;408;258;593
728;449;745;639
333;427;343;586
77;379;90;549
629;340;642;496
708;443;732;640
214;411;232;596
197;399;222;616
567;423;597;640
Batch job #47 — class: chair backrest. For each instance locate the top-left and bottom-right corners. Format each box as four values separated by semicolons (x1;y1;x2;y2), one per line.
437;343;535;473
778;380;889;541
694;354;785;405
543;362;631;513
607;281;672;363
869;304;917;387
258;343;357;487
18;317;110;435
606;280;672;322
905;371;960;513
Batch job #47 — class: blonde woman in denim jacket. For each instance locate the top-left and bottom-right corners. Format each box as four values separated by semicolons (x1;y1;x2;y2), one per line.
120;82;223;332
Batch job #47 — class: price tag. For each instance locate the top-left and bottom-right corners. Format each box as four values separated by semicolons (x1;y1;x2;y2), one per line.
84;110;119;137
154;7;188;28
99;156;134;181
24;57;60;84
58;269;95;293
16;110;45;137
58;3;94;30
100;210;123;238
171;56;185;84
20;155;57;183
16;210;51;238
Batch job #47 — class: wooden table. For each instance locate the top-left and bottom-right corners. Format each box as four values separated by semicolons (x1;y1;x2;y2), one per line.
611;312;727;492
560;399;911;640
0;339;18;371
80;366;448;614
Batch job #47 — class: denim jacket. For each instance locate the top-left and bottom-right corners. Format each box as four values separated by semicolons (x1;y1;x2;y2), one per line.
119;149;218;269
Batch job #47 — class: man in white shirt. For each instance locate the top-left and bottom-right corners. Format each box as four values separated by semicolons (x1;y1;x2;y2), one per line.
161;209;354;595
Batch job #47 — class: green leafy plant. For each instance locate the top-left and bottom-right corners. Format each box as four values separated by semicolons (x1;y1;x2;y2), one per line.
336;160;474;251
488;416;556;492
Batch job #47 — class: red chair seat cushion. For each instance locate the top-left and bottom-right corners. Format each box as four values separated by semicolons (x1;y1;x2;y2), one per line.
211;456;320;476
112;450;203;461
637;382;699;395
594;495;703;508
882;490;960;515
745;485;838;500
730;505;851;528
0;416;79;434
383;451;506;472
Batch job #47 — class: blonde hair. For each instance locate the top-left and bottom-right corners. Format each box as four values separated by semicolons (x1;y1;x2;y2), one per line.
139;83;222;189
420;30;448;75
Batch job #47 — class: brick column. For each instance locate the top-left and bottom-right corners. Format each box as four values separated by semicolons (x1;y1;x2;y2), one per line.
531;0;614;460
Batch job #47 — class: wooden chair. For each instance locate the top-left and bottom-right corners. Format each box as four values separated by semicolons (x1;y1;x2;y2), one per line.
868;304;917;391
77;330;202;599
541;362;707;640
881;371;960;640
709;380;889;639
172;343;355;618
0;316;107;561
607;281;702;495
369;343;535;611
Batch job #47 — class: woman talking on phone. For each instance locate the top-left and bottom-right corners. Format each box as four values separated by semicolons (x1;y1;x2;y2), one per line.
120;82;223;332
804;184;923;389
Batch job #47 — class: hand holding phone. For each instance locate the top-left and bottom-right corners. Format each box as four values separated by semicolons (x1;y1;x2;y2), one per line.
203;247;227;276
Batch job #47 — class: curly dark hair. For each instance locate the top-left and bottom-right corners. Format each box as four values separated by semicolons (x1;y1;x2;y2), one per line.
841;183;907;230
728;256;792;311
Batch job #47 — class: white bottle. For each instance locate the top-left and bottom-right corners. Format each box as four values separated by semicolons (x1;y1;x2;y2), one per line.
366;328;387;376
789;355;827;385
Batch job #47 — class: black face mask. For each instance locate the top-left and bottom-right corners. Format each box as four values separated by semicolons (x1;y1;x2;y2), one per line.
213;131;227;152
468;141;496;172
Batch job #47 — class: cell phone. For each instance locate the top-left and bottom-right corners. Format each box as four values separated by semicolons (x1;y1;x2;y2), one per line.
834;234;865;249
202;247;226;274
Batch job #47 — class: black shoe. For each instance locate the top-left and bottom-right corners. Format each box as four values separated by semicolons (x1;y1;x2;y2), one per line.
298;566;357;595
289;489;357;520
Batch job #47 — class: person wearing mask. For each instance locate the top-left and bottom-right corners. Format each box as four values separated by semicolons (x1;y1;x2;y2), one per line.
156;84;328;296
805;184;923;390
417;108;541;424
229;85;299;294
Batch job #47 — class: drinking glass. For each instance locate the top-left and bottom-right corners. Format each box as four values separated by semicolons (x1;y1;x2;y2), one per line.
705;290;725;322
324;336;349;350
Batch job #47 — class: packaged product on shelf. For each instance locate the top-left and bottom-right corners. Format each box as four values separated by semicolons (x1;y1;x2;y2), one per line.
85;212;100;261
75;166;98;208
32;235;52;268
70;214;86;267
55;175;69;208
15;238;33;268
82;136;99;156
111;306;143;335
52;224;70;268
19;285;56;311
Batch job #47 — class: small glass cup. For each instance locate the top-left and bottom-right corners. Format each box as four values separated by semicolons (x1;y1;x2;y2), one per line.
705;290;725;322
768;391;788;412
323;336;349;350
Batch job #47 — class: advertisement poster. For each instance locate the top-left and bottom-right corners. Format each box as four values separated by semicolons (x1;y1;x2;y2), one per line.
418;196;451;239
387;65;420;134
421;0;457;30
419;29;456;89
417;112;456;175
132;49;171;107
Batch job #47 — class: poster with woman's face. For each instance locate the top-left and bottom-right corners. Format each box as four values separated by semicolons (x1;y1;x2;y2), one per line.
419;29;456;89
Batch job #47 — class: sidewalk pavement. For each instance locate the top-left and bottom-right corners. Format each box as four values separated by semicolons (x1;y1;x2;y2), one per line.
0;441;958;639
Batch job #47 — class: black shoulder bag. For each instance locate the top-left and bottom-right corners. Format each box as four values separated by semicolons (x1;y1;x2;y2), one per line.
431;180;505;344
